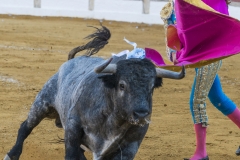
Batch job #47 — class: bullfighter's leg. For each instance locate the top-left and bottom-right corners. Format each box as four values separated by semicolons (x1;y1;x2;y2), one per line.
188;61;221;160
4;98;56;160
208;75;240;156
64;118;86;160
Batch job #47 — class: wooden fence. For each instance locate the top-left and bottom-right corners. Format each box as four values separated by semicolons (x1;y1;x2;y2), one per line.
33;0;151;14
231;0;240;6
33;0;239;12
34;0;41;8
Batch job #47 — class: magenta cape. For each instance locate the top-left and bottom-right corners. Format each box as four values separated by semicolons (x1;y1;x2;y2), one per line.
146;0;240;71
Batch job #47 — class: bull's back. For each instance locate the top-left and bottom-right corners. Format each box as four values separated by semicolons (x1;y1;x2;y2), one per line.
54;56;105;126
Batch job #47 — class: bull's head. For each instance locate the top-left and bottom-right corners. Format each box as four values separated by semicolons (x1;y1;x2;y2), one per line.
95;58;185;126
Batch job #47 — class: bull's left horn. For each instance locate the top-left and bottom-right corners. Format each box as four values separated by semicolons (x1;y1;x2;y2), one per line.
94;58;117;73
156;66;185;79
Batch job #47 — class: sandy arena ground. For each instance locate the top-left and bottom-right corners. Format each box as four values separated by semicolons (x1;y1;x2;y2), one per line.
0;15;240;160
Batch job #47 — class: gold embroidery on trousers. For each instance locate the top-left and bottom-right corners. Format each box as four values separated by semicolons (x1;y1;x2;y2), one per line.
192;61;221;126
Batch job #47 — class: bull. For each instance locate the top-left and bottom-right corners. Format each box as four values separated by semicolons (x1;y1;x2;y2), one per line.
4;26;185;160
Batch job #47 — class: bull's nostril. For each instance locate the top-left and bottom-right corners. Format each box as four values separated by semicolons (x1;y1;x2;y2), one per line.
133;110;149;119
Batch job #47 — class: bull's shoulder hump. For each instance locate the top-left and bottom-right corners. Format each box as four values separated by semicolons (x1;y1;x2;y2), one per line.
60;56;105;70
57;56;106;82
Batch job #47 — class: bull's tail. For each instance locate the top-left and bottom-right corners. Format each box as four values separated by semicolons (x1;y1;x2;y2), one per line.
68;25;111;60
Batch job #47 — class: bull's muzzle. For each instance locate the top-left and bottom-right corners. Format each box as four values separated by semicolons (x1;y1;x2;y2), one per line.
129;108;151;127
133;109;149;119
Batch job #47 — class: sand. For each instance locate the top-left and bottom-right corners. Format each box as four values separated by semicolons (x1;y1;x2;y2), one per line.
0;15;240;160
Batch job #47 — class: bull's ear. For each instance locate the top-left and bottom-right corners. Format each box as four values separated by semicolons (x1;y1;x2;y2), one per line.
154;77;162;88
98;74;117;88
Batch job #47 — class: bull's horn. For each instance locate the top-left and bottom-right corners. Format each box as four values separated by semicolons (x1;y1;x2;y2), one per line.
156;66;185;79
94;58;117;73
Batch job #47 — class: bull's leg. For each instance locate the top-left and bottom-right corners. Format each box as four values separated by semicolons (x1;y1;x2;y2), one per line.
123;142;140;160
4;101;54;160
103;142;140;160
4;120;33;160
64;118;86;160
103;125;148;160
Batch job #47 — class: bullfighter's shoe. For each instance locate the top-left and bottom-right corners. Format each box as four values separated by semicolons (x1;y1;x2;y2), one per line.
236;146;240;156
183;155;209;160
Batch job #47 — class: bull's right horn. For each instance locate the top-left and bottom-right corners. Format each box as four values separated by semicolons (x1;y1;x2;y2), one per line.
156;66;185;79
94;58;117;73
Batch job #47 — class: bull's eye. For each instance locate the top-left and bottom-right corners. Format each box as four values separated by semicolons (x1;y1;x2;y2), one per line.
119;83;125;90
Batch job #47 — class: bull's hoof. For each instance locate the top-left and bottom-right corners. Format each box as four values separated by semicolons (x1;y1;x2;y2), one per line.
236;146;240;156
183;155;209;160
3;154;11;160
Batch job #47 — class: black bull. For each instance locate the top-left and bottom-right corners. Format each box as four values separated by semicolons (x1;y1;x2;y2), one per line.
4;26;185;160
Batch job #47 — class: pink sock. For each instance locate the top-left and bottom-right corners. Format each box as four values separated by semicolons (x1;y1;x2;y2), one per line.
190;123;207;160
227;108;240;128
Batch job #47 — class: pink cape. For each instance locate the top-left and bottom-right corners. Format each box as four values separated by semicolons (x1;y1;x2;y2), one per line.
146;0;240;71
